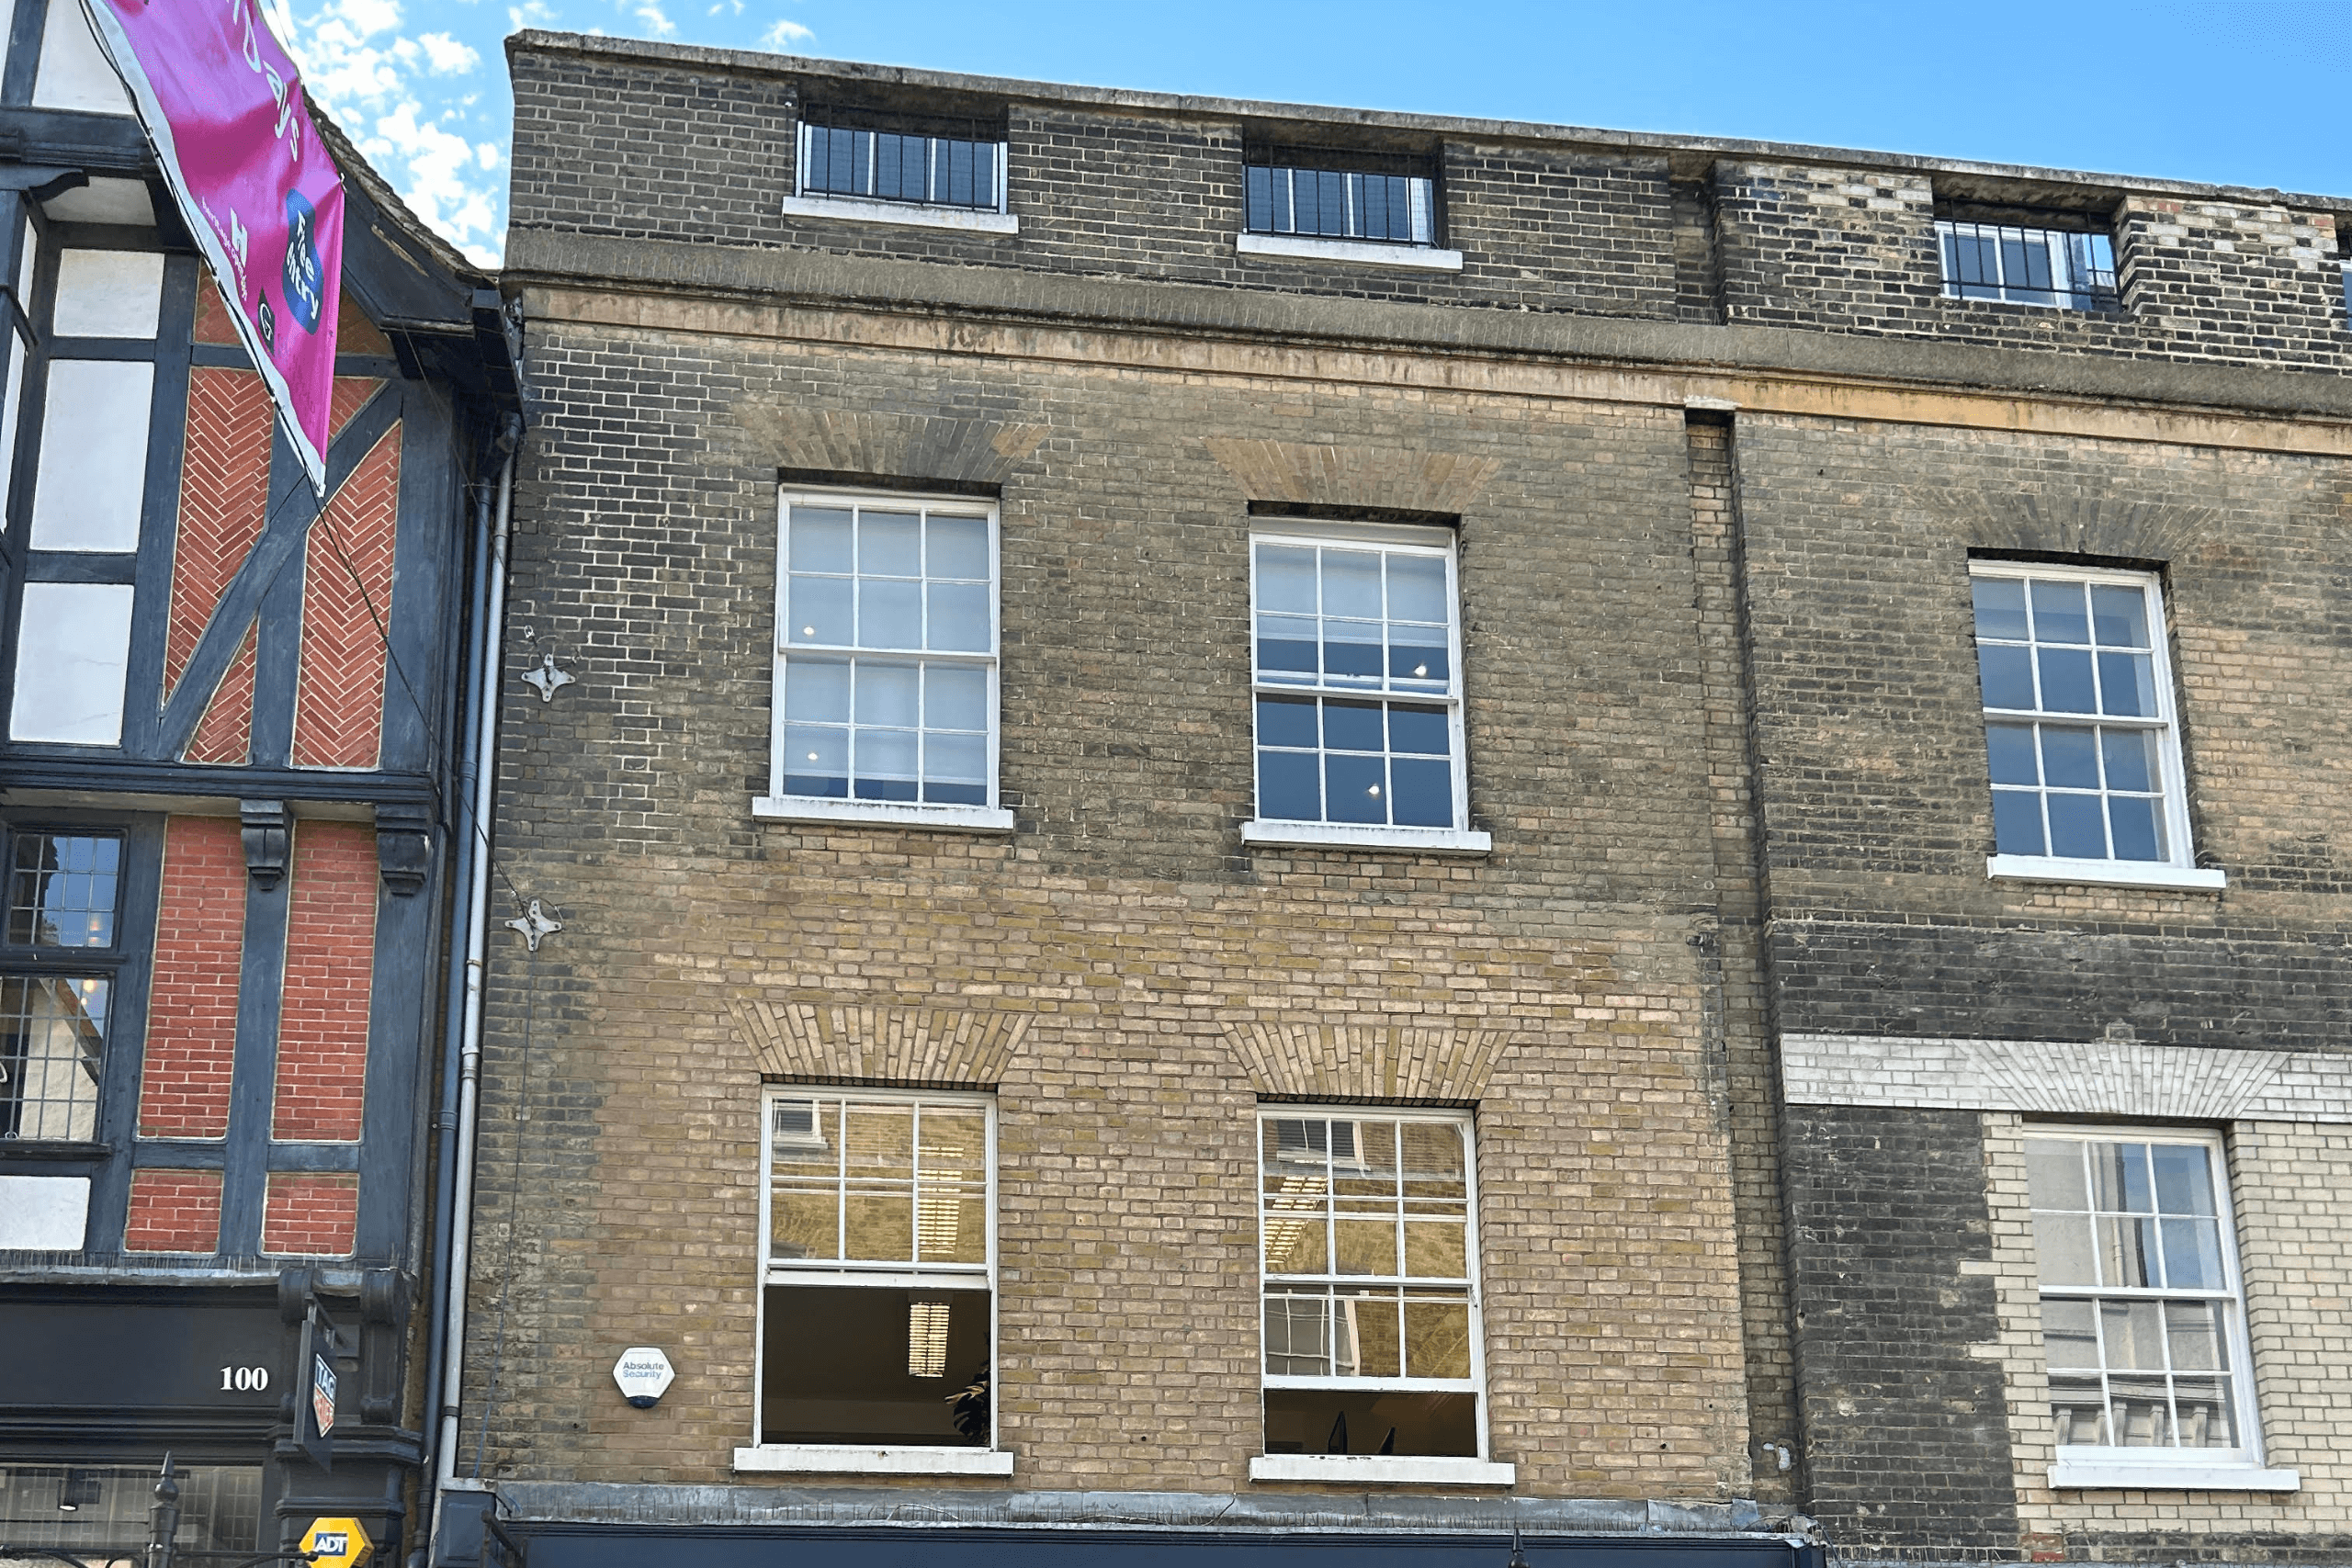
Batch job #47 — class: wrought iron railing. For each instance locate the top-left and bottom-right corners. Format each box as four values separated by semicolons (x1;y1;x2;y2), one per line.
1245;164;1435;246
798;120;1002;211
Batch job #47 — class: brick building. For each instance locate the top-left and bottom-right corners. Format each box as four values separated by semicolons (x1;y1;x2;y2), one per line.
0;0;521;1556
442;33;2352;1568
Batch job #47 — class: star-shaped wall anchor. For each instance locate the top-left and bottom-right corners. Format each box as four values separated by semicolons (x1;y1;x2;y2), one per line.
505;898;564;952
522;652;574;703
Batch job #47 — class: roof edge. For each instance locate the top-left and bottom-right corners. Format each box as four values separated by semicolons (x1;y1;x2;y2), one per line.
503;29;2352;213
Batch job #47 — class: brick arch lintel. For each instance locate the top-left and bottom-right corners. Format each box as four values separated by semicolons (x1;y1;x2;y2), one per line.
1204;437;1501;516
1219;1019;1516;1106
727;995;1031;1087
729;404;1048;490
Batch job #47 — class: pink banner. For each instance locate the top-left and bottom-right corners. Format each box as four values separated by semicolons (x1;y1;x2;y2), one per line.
80;0;344;493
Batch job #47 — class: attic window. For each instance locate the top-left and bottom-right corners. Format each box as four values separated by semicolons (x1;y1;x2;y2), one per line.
1935;206;2120;313
797;104;1006;214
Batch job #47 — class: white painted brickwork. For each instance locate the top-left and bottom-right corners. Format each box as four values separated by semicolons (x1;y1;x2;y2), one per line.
1783;1033;2352;1123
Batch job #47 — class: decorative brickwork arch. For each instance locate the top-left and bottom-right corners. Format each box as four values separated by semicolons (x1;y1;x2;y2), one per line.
1219;1019;1515;1105
1924;483;2222;563
726;995;1031;1087
1203;437;1501;514
729;404;1048;489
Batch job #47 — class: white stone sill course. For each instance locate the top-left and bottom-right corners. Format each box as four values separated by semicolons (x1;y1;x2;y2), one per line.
1236;232;1464;272
2050;1461;2298;1492
1249;1454;1516;1486
733;1445;1014;1476
1988;854;2225;892
779;195;1017;233
753;796;1014;833
1241;820;1491;856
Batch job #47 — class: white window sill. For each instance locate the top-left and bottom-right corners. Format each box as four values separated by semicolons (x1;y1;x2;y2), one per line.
1241;820;1491;855
1250;1454;1515;1486
753;796;1014;832
734;1444;1013;1477
1987;854;2226;892
1236;232;1464;273
780;194;1018;234
2050;1460;2299;1492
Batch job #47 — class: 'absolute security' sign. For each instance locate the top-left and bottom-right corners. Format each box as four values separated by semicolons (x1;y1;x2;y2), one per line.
77;0;344;494
613;1347;675;1407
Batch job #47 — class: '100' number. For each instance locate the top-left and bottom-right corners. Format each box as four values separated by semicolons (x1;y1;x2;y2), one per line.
220;1366;269;1391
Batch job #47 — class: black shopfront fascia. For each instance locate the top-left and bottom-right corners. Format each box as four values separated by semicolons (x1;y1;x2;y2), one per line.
493;1525;1824;1568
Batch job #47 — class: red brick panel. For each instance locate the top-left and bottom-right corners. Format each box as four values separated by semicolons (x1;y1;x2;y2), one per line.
166;367;274;700
270;819;376;1141
335;293;393;357
125;1168;223;1253
261;1172;358;1256
331;376;382;438
184;618;256;766
138;817;246;1139
192;269;237;344
291;425;400;770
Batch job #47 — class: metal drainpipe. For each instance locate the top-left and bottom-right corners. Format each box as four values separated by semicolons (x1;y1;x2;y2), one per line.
409;450;498;1567
415;425;518;1564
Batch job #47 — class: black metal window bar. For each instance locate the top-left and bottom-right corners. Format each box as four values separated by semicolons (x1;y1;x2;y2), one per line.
1938;219;2120;311
799;118;1002;211
1246;162;1434;246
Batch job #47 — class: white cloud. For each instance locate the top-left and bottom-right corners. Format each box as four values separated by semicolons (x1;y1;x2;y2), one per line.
419;31;479;72
759;16;810;48
294;0;408;107
362;99;500;248
631;0;674;34
508;0;556;29
282;0;508;263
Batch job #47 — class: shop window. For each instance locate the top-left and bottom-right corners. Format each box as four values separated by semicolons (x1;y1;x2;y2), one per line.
1258;1107;1487;1460
757;1089;995;1451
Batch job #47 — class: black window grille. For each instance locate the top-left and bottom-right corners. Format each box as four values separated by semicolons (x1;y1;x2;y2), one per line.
1246;162;1435;246
800;118;1001;211
1938;219;2120;312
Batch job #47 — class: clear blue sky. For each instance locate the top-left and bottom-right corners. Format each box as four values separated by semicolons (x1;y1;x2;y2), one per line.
278;0;2352;266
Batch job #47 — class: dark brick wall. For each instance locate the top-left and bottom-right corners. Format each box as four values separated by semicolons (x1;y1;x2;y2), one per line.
1770;919;2352;1049
1713;161;2350;371
507;43;2351;364
506;51;1679;316
1727;411;2352;1049
1781;1104;2018;1551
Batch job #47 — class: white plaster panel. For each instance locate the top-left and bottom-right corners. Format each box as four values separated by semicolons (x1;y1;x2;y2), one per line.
30;0;130;115
12;581;133;744
30;357;153;551
53;250;163;338
0;1174;89;1249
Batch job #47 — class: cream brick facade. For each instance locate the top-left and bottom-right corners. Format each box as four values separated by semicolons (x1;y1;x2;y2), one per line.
1986;1115;2352;1550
